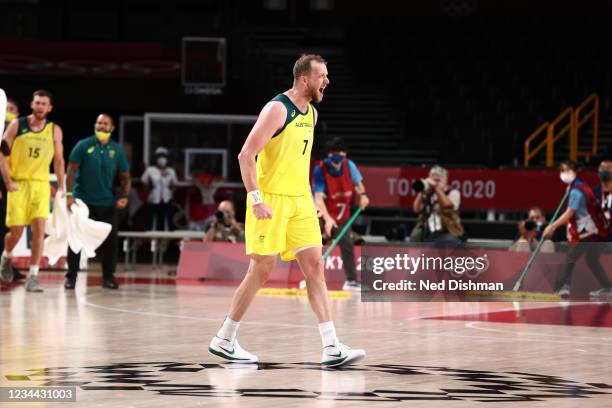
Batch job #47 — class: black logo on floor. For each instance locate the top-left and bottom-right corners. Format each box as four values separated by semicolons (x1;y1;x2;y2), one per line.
5;362;611;402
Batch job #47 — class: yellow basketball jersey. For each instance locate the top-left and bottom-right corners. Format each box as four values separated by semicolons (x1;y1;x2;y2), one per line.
256;94;315;196
9;117;55;181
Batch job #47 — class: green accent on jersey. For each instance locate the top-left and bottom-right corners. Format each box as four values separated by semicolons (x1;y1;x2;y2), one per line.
271;93;310;137
10;117;55;181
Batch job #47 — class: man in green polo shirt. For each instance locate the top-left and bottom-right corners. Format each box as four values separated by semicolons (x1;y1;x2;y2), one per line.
65;113;131;289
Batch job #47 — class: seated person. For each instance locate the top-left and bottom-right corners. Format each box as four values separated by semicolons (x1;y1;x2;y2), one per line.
509;218;554;253
203;200;245;243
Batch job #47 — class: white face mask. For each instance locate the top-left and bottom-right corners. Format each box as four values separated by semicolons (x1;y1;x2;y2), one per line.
560;171;576;184
157;157;167;167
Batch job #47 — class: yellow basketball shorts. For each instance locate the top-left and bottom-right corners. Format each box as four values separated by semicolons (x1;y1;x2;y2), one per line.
6;180;51;226
245;192;322;261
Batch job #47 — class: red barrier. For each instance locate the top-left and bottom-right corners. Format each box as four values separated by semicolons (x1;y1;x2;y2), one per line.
177;242;612;297
359;166;599;211
176;241;353;290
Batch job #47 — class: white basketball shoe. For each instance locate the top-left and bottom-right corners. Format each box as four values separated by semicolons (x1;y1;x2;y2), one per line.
208;336;258;364
321;341;366;368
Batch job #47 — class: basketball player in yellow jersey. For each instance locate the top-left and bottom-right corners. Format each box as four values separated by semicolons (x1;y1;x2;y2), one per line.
0;90;65;292
209;54;365;368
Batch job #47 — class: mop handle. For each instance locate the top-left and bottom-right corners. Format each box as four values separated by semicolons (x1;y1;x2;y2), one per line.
322;207;363;260
513;187;571;291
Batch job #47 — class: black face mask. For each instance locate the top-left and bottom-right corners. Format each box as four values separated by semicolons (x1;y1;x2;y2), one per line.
599;170;612;182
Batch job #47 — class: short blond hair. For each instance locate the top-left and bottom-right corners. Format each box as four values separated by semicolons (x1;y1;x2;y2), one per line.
293;54;327;81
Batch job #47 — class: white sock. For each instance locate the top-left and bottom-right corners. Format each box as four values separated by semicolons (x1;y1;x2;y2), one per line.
2;250;12;258
319;321;337;347
29;265;39;277
217;317;240;342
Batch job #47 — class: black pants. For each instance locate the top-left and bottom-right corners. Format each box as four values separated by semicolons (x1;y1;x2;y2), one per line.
147;201;174;231
555;236;611;291
325;219;357;282
67;205;118;280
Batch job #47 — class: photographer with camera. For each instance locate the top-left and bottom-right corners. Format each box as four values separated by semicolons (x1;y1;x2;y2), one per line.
410;165;464;243
526;206;547;239
509;206;555;253
203;200;245;243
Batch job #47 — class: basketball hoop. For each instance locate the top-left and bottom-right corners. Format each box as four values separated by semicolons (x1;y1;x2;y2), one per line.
193;173;223;188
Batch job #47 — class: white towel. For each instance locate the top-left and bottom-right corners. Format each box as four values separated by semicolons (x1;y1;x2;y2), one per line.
44;193;112;264
68;200;112;258
43;193;71;264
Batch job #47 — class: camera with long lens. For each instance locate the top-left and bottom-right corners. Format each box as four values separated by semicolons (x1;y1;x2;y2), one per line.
412;178;431;194
523;220;537;232
215;210;231;225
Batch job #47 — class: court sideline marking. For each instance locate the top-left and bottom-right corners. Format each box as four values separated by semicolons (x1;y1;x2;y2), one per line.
77;289;612;346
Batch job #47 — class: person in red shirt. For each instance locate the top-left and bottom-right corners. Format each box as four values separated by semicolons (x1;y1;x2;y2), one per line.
313;138;369;290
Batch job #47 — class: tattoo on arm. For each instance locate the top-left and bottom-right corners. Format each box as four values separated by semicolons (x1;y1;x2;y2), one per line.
119;172;131;197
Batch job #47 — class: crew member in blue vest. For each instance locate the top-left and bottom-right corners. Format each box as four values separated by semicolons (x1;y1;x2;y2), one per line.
313;137;369;291
543;161;610;299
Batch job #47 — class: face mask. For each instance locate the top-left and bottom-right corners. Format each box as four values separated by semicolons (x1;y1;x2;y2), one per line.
329;154;343;164
95;129;112;143
5;111;16;123
560;171;576;184
157;157;168;167
599;170;611;182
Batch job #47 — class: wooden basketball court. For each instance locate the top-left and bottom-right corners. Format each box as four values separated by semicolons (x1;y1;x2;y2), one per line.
1;271;611;407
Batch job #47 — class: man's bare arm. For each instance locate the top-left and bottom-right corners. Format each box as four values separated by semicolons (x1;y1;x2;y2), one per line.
354;181;369;209
65;162;79;194
0;120;18;189
52;125;65;191
433;187;454;209
237;102;285;193
203;227;216;242
116;171;131;209
118;171;131;198
413;193;424;214
315;191;332;220
65;161;79;210
315;191;338;237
